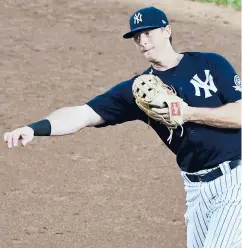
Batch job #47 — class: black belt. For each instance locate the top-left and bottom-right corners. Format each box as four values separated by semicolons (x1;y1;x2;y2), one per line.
186;159;241;183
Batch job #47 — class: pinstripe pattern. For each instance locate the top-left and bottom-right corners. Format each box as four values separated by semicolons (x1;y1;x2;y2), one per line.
181;160;242;248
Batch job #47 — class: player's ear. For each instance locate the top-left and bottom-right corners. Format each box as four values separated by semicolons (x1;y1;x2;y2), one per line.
163;25;172;40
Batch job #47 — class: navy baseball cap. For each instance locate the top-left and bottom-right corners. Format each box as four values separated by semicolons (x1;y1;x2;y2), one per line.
123;6;169;39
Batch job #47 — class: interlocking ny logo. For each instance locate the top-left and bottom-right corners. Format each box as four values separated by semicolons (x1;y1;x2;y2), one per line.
134;13;142;24
190;70;217;98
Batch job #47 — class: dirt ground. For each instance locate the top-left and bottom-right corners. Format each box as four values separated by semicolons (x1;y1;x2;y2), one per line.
0;0;241;247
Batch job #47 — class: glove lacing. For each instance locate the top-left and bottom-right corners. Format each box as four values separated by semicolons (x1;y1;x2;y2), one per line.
147;116;184;144
167;125;184;144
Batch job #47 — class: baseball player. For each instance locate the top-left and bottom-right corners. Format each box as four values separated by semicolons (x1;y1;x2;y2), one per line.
3;6;242;248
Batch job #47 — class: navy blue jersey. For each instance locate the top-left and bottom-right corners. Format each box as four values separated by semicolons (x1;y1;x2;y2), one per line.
86;52;241;172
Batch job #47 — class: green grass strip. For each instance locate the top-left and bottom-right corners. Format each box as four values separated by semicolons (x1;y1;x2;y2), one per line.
192;0;241;10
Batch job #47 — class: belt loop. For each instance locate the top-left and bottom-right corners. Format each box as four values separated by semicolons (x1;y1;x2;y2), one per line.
219;161;231;175
181;171;191;184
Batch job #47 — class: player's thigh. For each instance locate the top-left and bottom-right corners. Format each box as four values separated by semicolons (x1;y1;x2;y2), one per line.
203;200;242;248
185;202;209;248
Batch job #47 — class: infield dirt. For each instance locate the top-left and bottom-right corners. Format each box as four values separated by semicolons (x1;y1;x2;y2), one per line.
0;0;241;247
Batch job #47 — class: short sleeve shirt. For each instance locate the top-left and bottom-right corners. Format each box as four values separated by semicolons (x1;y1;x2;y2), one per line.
87;52;241;172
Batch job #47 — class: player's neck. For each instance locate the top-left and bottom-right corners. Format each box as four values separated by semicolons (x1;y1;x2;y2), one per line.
151;50;183;71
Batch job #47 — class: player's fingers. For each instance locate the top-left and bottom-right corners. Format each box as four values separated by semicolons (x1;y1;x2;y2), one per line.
20;139;26;147
150;103;166;108
7;132;14;148
13;132;21;147
4;132;9;142
152;107;169;114
20;136;30;147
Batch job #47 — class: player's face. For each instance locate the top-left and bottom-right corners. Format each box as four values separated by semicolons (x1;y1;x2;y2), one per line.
133;27;171;62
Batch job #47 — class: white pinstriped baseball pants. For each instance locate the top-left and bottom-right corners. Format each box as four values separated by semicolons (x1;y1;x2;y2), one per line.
181;160;242;248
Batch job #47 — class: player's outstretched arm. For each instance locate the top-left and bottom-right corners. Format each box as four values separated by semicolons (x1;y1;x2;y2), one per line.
3;104;104;148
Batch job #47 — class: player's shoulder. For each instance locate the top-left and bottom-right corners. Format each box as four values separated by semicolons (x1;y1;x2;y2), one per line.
104;68;152;101
184;51;227;63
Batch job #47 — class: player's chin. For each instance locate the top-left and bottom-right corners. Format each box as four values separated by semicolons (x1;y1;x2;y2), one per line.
146;57;157;63
143;54;155;62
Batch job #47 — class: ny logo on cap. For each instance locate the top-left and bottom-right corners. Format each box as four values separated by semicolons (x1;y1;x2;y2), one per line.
134;12;142;24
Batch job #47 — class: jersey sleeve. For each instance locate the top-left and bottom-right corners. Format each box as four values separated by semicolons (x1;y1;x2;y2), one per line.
208;53;241;103
86;79;146;127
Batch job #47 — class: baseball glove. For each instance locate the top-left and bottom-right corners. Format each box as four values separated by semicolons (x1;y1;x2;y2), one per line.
132;74;187;143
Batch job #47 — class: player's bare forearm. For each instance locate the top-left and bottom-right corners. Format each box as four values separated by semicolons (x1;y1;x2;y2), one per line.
4;105;104;148
185;100;241;128
46;105;105;135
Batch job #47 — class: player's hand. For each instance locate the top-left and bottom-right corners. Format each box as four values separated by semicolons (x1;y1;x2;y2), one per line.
4;126;34;148
151;103;170;121
151;102;191;122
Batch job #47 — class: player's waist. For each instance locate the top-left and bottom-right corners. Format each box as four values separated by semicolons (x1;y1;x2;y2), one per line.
181;159;242;183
